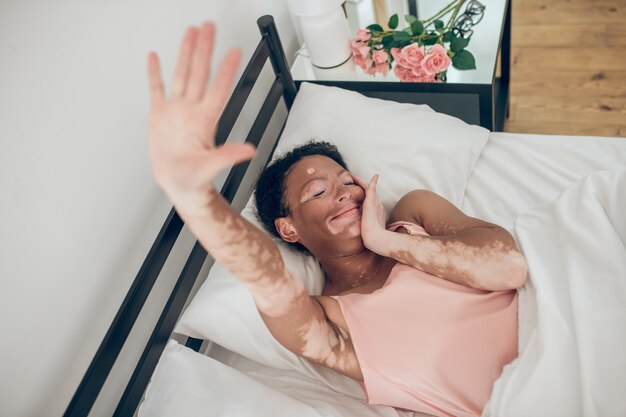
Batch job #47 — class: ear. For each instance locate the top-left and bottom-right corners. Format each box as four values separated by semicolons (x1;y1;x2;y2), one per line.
274;217;300;243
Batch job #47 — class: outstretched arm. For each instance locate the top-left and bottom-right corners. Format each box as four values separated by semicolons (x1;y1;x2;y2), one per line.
147;22;353;374
354;175;527;291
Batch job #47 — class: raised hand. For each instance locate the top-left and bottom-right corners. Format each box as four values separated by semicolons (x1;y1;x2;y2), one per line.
147;22;256;215
352;173;387;253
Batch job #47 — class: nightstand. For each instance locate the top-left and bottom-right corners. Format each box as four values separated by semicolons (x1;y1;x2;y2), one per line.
290;0;511;131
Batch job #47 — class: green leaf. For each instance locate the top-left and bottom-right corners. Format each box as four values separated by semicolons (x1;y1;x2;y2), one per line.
450;37;469;52
405;14;417;24
366;23;384;33
422;35;438;46
391;39;411;49
452;50;476;70
382;35;394;49
388;14;399;30
434;19;444;30
403;27;413;35
393;31;411;42
442;31;456;43
411;20;424;36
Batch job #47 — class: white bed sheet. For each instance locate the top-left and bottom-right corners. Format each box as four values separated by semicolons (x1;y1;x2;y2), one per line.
141;131;626;417
461;132;626;229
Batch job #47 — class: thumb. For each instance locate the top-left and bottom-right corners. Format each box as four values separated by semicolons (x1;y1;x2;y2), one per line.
369;174;379;192
198;142;256;181
215;142;256;167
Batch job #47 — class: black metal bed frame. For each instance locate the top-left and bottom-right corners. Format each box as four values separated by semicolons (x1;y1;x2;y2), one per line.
63;15;297;417
65;4;512;414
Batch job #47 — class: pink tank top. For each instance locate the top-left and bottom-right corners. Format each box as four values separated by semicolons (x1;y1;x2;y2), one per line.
331;220;519;417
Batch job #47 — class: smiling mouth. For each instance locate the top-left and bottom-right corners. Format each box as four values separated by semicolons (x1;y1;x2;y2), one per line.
331;206;360;221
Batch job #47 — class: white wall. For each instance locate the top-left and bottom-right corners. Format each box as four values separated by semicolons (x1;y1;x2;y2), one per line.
0;1;299;416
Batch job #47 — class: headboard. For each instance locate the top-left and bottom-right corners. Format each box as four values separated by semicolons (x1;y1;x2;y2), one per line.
63;15;297;417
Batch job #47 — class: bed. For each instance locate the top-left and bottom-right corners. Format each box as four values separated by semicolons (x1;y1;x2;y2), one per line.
63;15;626;417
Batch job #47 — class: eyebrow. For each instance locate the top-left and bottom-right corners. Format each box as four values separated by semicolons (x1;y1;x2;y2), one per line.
299;168;349;195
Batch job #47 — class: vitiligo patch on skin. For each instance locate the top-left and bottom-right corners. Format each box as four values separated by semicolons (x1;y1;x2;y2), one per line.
187;188;313;317
184;187;362;378
306;167;316;175
386;232;527;290
298;316;359;376
327;206;362;236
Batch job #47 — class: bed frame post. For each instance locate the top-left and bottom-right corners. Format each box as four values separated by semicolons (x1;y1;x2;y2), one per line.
257;15;297;110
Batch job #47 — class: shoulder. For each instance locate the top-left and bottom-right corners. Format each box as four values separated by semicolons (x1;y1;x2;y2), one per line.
388;189;444;225
388;189;500;237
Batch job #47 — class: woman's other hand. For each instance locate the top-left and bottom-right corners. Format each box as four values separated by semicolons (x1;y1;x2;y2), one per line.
147;22;256;215
352;174;387;253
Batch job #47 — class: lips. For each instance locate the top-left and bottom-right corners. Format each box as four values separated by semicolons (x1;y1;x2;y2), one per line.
330;204;360;221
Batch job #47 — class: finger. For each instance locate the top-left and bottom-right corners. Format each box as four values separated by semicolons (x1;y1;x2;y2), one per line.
351;174;368;190
187;22;215;100
202;142;256;177
203;48;242;116
171;26;199;98
147;52;164;104
369;174;379;192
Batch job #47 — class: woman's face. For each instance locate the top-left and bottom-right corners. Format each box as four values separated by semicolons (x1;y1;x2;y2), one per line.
276;155;366;254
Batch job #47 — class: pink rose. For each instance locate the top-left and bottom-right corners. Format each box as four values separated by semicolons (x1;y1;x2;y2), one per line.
401;43;426;67
357;45;370;58
356;29;371;42
364;64;377;75
372;49;389;64
410;64;427;78
354;54;373;70
421;44;451;75
394;62;436;82
390;47;410;68
350;36;371;60
375;62;390;76
394;64;414;82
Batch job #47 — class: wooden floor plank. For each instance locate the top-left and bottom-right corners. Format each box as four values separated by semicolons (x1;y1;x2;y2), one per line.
512;24;606;47
512;0;625;24
512;47;623;71
606;23;626;46
497;0;625;137
512;95;626;126
505;120;624;137
510;70;626;98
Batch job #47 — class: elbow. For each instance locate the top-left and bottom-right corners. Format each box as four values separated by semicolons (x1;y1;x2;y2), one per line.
477;251;528;291
504;251;528;290
513;251;528;288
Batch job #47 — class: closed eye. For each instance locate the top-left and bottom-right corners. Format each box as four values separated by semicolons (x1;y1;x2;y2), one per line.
311;182;354;199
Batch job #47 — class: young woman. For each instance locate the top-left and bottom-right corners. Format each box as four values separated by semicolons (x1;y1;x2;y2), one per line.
147;22;528;417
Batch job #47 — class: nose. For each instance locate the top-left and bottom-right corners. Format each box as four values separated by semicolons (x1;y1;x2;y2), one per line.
337;184;350;202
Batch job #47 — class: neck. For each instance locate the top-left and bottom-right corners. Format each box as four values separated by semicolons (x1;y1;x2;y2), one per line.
318;247;395;292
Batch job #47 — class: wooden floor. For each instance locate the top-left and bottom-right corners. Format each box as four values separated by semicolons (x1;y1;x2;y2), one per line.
504;0;626;137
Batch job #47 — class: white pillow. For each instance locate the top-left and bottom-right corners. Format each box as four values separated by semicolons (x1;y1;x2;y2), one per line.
138;340;323;417
175;82;490;373
140;340;415;417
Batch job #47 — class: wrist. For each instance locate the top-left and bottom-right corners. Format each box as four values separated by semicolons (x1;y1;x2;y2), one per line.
363;228;393;256
169;186;220;219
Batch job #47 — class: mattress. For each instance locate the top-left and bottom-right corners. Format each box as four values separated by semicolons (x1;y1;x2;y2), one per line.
139;131;626;417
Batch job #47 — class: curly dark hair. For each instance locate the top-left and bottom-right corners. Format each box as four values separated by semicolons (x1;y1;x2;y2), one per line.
254;140;349;255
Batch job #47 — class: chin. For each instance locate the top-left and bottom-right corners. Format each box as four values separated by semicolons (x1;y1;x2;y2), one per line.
346;222;362;238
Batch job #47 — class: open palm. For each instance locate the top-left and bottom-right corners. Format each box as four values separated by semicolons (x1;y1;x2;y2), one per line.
147;22;255;212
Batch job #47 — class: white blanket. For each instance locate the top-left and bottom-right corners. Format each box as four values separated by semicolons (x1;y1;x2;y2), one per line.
482;169;626;417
